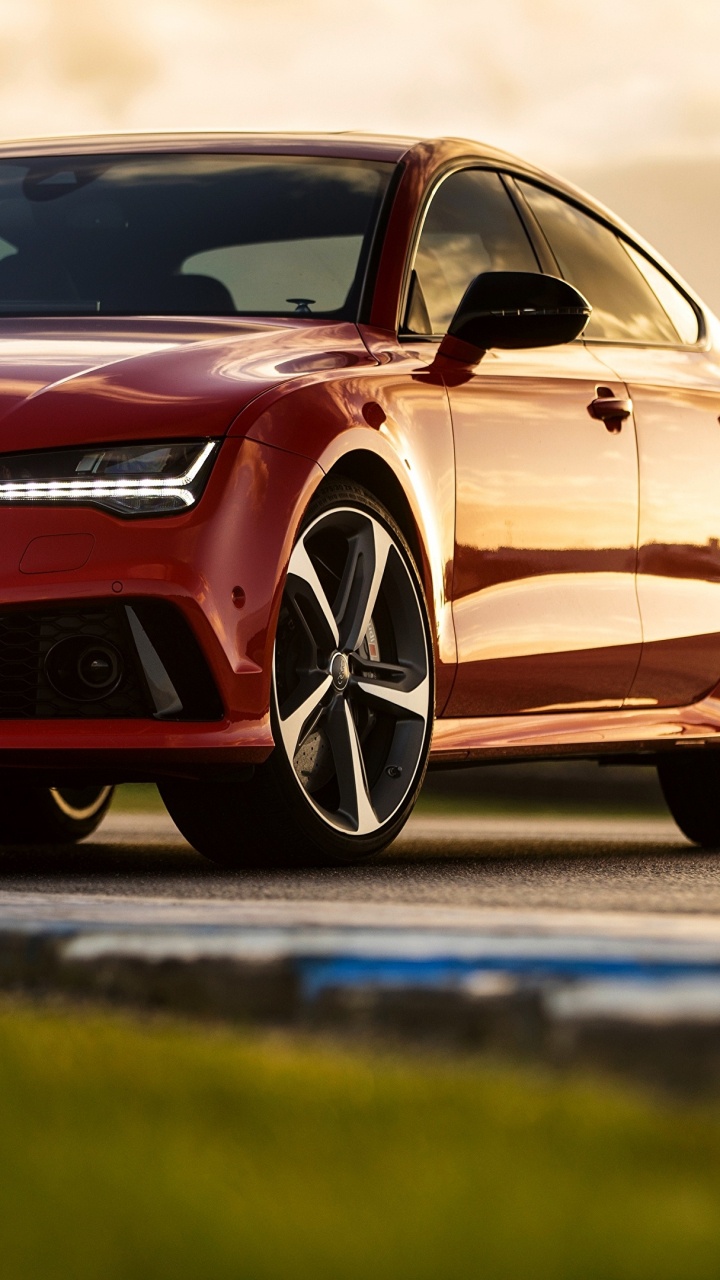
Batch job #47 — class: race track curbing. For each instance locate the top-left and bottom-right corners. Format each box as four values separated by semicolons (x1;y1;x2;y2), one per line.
1;893;720;1092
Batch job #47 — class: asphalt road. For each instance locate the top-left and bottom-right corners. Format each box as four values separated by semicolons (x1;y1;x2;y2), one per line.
0;804;717;917
0;762;711;916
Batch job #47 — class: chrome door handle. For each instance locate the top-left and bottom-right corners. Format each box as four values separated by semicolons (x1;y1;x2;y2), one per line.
588;389;633;432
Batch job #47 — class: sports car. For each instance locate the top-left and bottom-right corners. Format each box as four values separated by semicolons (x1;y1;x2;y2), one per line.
0;130;718;864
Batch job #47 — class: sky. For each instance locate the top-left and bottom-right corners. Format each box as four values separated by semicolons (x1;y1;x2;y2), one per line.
0;0;719;304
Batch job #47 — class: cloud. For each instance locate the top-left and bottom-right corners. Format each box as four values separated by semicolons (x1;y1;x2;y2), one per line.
0;0;159;134
43;0;159;115
0;0;719;170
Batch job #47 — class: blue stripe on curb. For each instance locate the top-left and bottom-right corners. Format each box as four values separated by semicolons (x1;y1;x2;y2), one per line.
297;955;720;999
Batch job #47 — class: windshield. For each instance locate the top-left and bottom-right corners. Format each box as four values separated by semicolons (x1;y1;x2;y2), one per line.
0;153;394;319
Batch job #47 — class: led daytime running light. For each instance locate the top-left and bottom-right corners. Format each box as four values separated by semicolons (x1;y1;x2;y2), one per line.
0;441;217;510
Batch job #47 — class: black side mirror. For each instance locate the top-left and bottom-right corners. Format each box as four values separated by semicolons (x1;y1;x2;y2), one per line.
438;271;591;366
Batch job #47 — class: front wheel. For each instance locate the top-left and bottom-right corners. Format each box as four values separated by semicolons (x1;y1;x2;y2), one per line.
657;754;720;847
161;481;434;867
0;783;115;844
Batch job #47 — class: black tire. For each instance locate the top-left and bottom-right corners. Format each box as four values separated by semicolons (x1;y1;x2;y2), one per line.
657;754;720;847
160;480;434;867
0;783;115;844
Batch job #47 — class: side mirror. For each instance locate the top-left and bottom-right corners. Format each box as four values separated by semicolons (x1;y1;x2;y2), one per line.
437;271;591;367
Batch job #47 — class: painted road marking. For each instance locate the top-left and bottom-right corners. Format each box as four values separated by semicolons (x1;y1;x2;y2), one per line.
2;891;720;942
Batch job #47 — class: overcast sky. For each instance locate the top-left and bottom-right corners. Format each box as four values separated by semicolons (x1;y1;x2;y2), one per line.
0;0;716;170
1;0;719;304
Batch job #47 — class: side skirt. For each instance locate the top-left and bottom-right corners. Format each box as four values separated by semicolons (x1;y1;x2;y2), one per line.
430;691;720;763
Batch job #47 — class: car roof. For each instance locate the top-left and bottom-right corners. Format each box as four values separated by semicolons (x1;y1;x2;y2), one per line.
0;131;416;161
0;130;545;169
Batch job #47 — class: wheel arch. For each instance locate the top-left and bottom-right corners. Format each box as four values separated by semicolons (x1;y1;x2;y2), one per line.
321;449;427;594
306;444;455;713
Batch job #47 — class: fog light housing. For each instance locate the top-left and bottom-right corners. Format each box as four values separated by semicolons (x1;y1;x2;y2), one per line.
45;636;124;702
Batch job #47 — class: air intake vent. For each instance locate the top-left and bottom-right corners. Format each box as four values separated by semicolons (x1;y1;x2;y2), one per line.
0;600;223;721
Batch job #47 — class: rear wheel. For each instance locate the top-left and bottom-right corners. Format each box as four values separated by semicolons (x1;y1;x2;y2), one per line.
657;754;720;847
0;783;114;844
160;481;434;867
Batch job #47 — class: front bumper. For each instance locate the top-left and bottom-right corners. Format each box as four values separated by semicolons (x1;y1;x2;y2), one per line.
0;717;273;783
0;435;322;779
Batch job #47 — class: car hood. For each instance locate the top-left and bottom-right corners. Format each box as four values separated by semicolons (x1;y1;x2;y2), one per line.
0;317;373;453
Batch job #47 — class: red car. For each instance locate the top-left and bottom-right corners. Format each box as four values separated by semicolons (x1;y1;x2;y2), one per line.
0;131;717;864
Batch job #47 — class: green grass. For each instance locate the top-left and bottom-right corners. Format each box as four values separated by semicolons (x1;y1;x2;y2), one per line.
417;762;671;820
2;1000;720;1280
111;783;165;813
413;790;667;819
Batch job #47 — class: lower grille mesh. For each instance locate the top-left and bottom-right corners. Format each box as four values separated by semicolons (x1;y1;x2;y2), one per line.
0;613;40;718
0;606;150;719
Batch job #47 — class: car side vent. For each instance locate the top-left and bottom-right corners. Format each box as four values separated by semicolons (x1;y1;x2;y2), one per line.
125;600;224;721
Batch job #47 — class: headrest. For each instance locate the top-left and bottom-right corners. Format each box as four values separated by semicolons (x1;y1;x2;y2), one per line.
158;274;235;314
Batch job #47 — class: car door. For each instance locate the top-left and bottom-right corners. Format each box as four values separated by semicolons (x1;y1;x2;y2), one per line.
517;179;720;710
404;167;642;716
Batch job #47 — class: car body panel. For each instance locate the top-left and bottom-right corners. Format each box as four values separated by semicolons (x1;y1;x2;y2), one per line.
443;342;642;714
431;693;720;762
0;318;373;451
590;342;720;707
238;355;458;711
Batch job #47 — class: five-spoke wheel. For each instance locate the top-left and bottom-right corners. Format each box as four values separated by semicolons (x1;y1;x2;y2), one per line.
274;494;431;841
161;481;434;866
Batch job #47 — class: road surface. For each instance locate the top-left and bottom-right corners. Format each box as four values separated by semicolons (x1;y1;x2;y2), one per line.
0;806;716;916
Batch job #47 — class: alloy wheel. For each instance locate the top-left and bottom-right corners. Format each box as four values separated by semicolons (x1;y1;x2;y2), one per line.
273;503;431;839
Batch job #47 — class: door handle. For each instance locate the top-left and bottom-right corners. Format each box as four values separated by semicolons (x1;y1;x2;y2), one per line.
588;387;633;432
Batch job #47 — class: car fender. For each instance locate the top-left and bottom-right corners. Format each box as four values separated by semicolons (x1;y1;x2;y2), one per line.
238;371;457;712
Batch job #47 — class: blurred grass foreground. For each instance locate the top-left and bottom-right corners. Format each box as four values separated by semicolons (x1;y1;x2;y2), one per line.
3;1000;720;1280
417;760;668;818
116;761;670;821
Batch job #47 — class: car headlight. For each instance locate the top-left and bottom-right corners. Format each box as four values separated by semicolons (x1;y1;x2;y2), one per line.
0;440;218;516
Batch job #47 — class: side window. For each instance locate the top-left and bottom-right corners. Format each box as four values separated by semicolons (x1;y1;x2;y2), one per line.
406;169;538;335
517;182;682;345
623;243;699;345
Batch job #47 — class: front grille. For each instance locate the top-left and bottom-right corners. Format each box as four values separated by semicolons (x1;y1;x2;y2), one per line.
0;605;150;719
